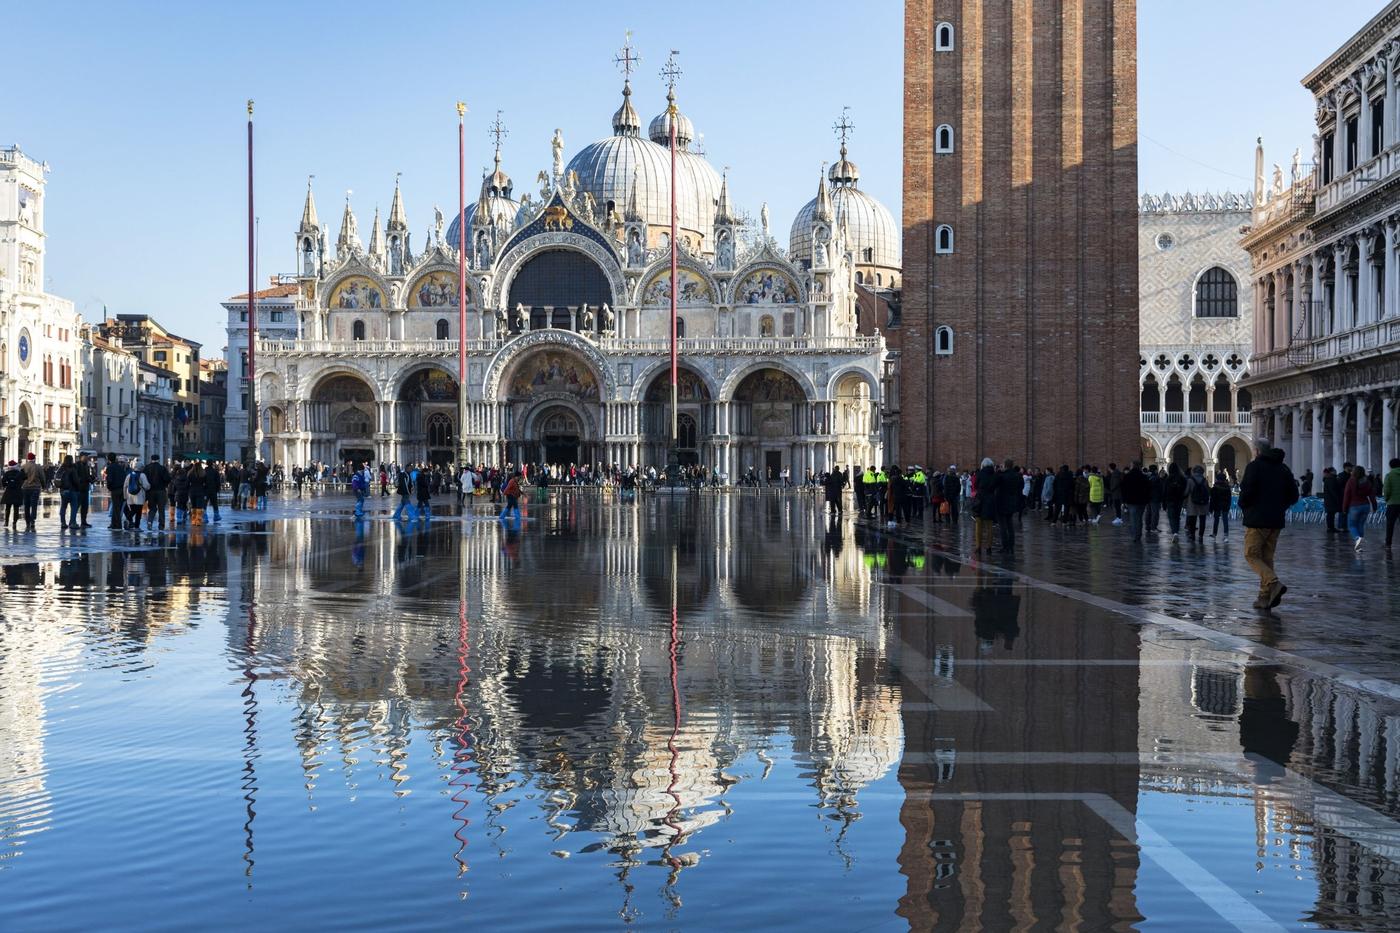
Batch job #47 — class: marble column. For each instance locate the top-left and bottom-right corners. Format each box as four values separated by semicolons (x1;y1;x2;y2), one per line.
1333;398;1349;471
1333;241;1349;331
1357;394;1372;469
1362;77;1374;163
1383;395;1399;471
1358;231;1374;326
1334;96;1346;177
1389;54;1398;147
1311;252;1326;337
1311;402;1326;479
1385;219;1398;321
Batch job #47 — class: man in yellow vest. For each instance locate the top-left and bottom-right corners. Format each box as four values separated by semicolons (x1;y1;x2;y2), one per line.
909;466;927;520
861;466;878;519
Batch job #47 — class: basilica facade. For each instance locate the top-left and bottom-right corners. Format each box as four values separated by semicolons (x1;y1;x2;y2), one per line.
251;67;896;478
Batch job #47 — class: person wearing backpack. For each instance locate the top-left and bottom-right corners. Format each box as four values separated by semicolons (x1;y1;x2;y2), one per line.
414;462;433;520
499;471;522;523
1239;437;1299;609
104;452;129;529
123;459;151;530
350;461;369;517
391;466;415;521
1209;470;1233;540
1184;464;1210;542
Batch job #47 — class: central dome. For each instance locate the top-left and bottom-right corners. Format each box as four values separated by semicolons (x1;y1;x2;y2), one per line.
566;82;721;246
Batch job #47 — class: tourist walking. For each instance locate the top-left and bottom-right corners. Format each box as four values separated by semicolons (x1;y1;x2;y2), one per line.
823;466;846;518
995;459;1021;554
1121;461;1150;542
1163;463;1187;538
1342;465;1380;552
123;460;151;530
351;462;369;517
104;453;129;529
1;460;22;529
499;472;522;522
57;455;83;530
392;466;416;521
1184;465;1209;542
1239;437;1298;609
75;453;93;528
1209;470;1232;539
972;458;997;555
1087;467;1105;523
1051;465;1074;523
414;463;433;520
1385;458;1400;550
1106;463;1124;524
19;453;44;532
1146;464;1164;533
203;461;222;522
142;455;171;530
1322;466;1344;533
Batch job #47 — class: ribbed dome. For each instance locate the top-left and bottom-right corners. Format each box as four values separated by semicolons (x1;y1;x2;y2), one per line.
446;193;520;250
790;186;900;270
828;142;861;186
648;92;695;149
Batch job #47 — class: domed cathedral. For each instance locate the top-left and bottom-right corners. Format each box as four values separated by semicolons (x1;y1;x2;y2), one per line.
255;42;894;477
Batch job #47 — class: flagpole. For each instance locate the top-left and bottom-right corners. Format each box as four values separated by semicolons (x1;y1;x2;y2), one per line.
246;99;257;463
457;101;468;469
668;95;678;460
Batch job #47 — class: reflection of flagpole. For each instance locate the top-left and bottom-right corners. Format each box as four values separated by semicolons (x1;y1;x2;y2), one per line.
661;544;684;885
449;592;473;880
456;101;469;468
240;601;260;884
246;100;258;461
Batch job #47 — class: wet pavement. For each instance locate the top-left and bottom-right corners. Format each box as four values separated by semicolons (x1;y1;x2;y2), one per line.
1;490;1399;931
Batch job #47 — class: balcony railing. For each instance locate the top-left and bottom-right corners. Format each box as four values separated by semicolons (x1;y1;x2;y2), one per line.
1250;317;1400;376
1164;412;1184;425
1142;410;1252;428
260;333;884;357
1141;411;1160;425
1315;144;1400;216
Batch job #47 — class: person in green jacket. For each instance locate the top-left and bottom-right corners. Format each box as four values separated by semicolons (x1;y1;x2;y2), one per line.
1087;467;1105;523
1384;457;1400;550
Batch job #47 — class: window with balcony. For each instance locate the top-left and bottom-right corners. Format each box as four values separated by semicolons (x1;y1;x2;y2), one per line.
1194;266;1239;317
352;320;366;341
436;318;449;340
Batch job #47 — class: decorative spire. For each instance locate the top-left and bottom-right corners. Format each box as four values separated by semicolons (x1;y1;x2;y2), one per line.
368;206;384;260
387;173;407;232
648;50;693;150
337;191;360;257
299;176;319;233
484;111;512;198
813;166;833;224
611;30;642;136
715;168;737;225
625;167;642;221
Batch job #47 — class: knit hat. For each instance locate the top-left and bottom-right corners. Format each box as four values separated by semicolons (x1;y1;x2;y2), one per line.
25;453;35;460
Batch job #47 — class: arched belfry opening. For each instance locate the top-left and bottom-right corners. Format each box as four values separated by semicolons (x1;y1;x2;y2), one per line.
506;248;612;332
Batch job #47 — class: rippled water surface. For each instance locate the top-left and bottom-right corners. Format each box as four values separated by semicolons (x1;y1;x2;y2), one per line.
2;493;1399;931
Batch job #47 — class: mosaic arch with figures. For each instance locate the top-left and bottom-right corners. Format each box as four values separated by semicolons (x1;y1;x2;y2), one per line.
408;271;460;308
328;275;384;310
736;268;799;305
641;267;713;306
506;350;601;401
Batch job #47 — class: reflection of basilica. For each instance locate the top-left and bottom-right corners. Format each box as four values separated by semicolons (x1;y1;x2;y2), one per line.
253;41;895;472
231;500;901;869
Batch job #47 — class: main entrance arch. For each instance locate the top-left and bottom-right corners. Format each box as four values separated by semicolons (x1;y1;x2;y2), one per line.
500;346;603;465
397;367;459;465
309;372;377;465
641;366;713;466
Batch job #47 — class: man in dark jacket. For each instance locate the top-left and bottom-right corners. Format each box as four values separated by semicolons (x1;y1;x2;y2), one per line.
823;467;847;518
1238;438;1299;610
994;460;1022;554
973;459;998;553
1321;466;1343;533
104;453;128;529
1120;461;1151;541
1051;465;1075;523
142;455;171;530
1146;464;1164;532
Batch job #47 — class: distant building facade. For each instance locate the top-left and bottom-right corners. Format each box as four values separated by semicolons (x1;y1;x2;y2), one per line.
199;358;227;458
1138;192;1256;477
97;314;201;458
901;1;1140;469
136;362;176;463
0;145;82;464
79;326;141;460
221;278;299;461
1243;1;1400;475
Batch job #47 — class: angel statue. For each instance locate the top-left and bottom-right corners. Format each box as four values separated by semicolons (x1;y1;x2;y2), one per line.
580;303;594;332
537;170;551;201
514;302;528;331
434;205;445;245
602;303;615;335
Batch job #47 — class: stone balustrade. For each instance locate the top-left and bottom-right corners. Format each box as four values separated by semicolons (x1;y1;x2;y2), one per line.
1315;143;1400;216
1251;317;1400;375
259;333;884;357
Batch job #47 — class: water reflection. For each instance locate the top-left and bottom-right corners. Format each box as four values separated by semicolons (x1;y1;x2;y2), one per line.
1;497;1398;929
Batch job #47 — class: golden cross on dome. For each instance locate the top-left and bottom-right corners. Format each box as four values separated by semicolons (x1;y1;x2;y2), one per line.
614;30;639;82
834;106;854;148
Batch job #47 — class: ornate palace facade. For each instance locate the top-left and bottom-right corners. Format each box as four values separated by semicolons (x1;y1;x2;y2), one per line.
249;57;895;477
1138;192;1256;477
1243;2;1400;475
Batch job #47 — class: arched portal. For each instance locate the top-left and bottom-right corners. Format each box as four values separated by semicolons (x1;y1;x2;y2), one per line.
501;347;603;465
16;402;32;459
1215;436;1252;483
505;248;612;334
309;372;378;465
398;367;459;466
642;367;712;466
1169;436;1206;471
832;372;875;474
730;368;811;482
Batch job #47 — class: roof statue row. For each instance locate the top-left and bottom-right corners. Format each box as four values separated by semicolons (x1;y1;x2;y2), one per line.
1138;190;1254;214
293;39;899;290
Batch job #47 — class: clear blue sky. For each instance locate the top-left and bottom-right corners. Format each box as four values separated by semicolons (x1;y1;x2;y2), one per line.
9;0;1387;353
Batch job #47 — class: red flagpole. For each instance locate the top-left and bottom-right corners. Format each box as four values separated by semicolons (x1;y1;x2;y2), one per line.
457;102;468;467
246;100;257;461
669;102;678;450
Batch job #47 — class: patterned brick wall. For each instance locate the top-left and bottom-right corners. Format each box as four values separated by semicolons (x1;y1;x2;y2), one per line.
901;0;1139;470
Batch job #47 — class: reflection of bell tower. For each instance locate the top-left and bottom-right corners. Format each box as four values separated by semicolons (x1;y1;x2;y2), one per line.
296;176;322;280
386;174;409;276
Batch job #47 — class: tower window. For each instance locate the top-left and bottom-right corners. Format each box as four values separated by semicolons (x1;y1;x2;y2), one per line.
936;124;954;153
436;318;450;340
935;22;954;51
935;325;954;355
856;271;864;284
935;224;954;254
352;319;366;340
863;247;874;263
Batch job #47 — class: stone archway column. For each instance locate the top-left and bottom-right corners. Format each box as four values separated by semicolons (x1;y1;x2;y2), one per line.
1332;398;1348;470
1357;395;1372;468
1311;402;1326;480
1382;394;1399;470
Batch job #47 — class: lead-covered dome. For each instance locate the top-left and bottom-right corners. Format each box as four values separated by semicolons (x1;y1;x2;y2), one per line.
790;142;899;271
447;150;520;250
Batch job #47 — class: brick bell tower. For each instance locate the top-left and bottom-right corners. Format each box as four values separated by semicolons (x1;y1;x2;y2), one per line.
901;1;1140;470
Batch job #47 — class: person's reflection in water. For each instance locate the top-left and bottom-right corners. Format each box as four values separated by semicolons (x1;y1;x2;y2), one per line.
823;513;843;556
971;570;1021;652
352;517;366;567
1239;664;1300;783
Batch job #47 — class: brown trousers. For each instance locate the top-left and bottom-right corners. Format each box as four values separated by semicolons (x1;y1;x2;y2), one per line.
1244;527;1281;593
